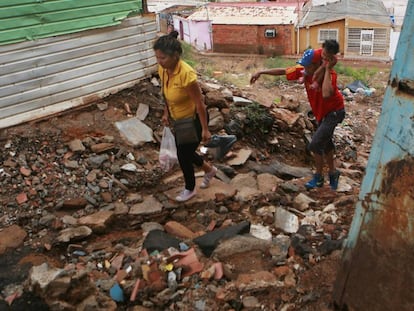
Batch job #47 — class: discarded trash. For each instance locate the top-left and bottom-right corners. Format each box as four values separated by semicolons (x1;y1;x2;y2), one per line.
168;248;204;277
346;80;368;93
224;120;243;137
341;88;352;96
179;242;190;251
130;279;141;302
109;283;124;302
142;229;182;253
167;271;178;291
159;262;174;272
175;267;183;281
204;134;237;160
72;250;86;257
364;87;376;96
193;221;251;257
159;127;178;172
345;80;375;96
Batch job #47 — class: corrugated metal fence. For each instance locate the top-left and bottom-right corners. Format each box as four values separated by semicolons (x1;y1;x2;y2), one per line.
0;0;158;129
0;16;157;128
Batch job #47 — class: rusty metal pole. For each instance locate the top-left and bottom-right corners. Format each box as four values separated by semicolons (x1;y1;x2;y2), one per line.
333;1;414;310
142;0;148;14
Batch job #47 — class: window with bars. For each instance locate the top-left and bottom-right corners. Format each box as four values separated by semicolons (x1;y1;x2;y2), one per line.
318;29;338;42
347;28;388;53
347;28;361;52
373;28;388;52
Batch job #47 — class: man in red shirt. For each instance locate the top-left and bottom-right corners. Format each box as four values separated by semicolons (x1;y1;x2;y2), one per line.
250;40;345;190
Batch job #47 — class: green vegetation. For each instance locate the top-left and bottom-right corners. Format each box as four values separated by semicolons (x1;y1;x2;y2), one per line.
211;72;251;88
198;61;214;77
263;57;381;87
182;41;197;68
259;57;298;84
264;56;297;68
230;102;274;135
334;63;380;86
182;43;385;89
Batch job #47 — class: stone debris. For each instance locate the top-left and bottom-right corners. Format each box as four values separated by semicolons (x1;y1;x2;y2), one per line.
0;73;381;309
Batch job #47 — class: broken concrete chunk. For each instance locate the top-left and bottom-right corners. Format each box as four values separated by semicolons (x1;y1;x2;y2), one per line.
115;118;154;146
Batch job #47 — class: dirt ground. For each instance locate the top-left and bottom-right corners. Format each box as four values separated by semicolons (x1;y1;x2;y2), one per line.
0;54;391;310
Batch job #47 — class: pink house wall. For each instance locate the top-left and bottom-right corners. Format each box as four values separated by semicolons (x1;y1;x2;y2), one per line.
173;16;212;51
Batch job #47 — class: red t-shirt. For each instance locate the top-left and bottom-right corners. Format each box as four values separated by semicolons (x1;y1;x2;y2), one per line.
285;65;344;122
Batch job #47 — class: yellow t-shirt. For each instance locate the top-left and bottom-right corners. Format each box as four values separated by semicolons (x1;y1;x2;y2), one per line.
159;60;197;120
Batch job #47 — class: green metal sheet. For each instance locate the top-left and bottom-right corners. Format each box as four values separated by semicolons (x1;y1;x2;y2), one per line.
0;0;142;45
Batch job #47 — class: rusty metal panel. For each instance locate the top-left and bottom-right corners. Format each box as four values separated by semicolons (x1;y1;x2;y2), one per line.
334;0;414;310
0;15;157;129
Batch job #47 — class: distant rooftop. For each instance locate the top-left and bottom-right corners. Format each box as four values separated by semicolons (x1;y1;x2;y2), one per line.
299;0;393;27
147;0;207;13
188;2;299;25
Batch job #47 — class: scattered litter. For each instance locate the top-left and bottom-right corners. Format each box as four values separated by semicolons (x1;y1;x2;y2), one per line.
109;283;124;302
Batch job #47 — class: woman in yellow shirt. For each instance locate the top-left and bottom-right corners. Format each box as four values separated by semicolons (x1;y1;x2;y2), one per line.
154;31;218;202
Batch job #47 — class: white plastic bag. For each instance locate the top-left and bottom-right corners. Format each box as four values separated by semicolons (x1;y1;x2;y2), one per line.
159;127;178;172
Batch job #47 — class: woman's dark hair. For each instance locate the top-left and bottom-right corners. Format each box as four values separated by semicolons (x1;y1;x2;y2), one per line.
153;30;182;56
323;39;339;55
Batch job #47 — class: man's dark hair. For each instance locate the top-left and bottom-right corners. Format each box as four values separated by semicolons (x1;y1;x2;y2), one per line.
323;39;339;55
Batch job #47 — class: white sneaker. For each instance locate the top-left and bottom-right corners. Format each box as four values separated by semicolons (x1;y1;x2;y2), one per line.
200;166;218;189
175;189;196;202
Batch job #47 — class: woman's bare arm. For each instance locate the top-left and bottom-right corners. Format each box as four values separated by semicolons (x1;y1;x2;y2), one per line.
186;82;210;143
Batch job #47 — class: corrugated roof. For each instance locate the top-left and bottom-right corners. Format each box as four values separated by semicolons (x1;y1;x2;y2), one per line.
188;2;298;25
147;0;207;13
299;0;392;27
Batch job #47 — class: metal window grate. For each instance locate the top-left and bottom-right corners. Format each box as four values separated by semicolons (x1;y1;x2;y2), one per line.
318;29;338;42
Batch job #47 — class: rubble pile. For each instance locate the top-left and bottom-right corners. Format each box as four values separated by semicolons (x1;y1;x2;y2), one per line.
0;73;383;310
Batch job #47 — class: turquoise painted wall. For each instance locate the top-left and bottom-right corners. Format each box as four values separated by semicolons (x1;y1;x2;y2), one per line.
0;0;142;45
333;0;414;309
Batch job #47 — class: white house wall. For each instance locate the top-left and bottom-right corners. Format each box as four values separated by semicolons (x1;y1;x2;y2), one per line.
389;28;400;59
0;15;157;129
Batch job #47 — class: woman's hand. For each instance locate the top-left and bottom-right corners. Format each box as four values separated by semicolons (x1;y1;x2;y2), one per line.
201;128;211;144
162;109;169;126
